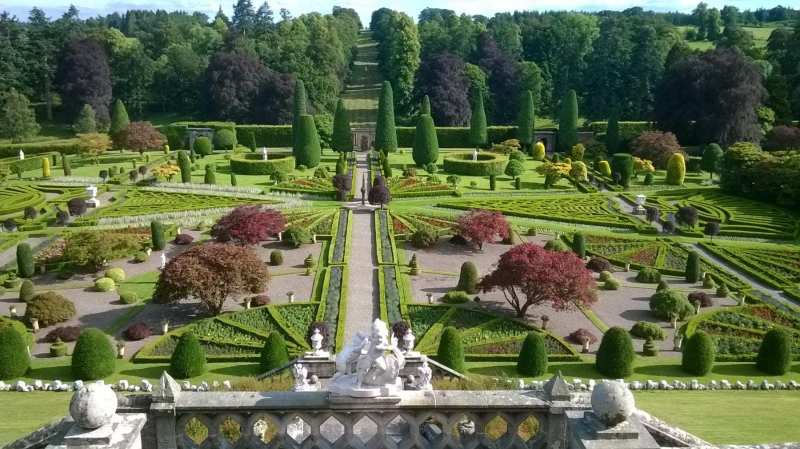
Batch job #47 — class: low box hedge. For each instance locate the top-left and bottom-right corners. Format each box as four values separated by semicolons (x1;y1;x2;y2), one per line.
0;140;81;158
230;152;295;175
443;152;508;176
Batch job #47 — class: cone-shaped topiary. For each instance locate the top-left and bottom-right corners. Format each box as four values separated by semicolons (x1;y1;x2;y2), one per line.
375;81;397;153
517;332;547;376
42;157;51;178
151;220;165;251
71;328;116;380
596;327;635;378
169;332;207;379
16;243;34;278
437;326;465;373
666;153;686;185
455;261;479;294
469;90;487;148
62;154;72;176
110;100;130;148
204;164;216;184
230;172;238;186
756;329;792;375
19;279;35;303
557;89;578;153
0;326;30;379
685;251;700;283
260;332;290;372
517;90;535;152
295;115;321;168
73;104;97;134
606;111;619;154
681;330;715;375
178;150;191;183
572;232;586;259
611;153;633;187
292;79;308;154
420;95;431;116
412;114;439;167
332;99;352;154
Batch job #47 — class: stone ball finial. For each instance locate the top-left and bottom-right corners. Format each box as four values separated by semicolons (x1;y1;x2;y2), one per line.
590;380;635;426
69;382;118;429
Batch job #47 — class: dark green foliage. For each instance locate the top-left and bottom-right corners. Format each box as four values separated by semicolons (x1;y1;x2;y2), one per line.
71;328;116;380
420;95;431;115
642;338;658;356
649;290;694;321
19;279;34;303
294;115;321;168
505;159;524;178
382;157;393;177
456;261;479;294
247;131;257;152
151;221;165;251
269;250;283;266
686;251;700;283
442;290;470;304
24;292;76;327
284;226;310;248
489;174;496;190
517;332;547;376
204;164;216;184
292;79;308;154
169;332;207;379
109;100;130;147
611;153;634;187
656;280;670;292
544;239;569;252
411;227;438;248
469;90;487;148
213;129;237;152
636;268;662;284
644;173;654;185
62;154;72;176
606;112;620;154
16;243;34;278
572;232;586;258
702;143;724;178
437;326;465;373
375;81;397;153
517;90;535;151
230;172;238;186
260;332;289;372
332;99;352;153
630;321;665;340
756;329;792;375
178;151;191;183
557;89;578;153
0;326;30;379
596;327;635;378
193;137;212;157
681;331;715;375
412;115;439;167
73;104;97;134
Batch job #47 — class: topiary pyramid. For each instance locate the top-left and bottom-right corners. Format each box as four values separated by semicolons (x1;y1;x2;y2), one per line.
681;330;715;375
260;332;290;372
595;327;635;378
437;326;465;373
517;332;548;376
169;332;207;379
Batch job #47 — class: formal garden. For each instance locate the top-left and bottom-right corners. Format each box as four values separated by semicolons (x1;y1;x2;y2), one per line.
2;3;800;446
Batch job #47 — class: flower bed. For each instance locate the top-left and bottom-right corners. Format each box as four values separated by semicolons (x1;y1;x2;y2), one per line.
87;189;276;220
271;177;335;197
387;177;455;198
443;152;508;176
229;152;295;175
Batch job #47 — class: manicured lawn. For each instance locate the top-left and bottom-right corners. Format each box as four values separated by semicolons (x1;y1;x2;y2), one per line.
0;392;72;445
635;391;800;444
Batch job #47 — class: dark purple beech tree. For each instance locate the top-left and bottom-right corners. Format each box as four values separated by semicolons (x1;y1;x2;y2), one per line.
476;32;520;125
655;48;766;146
205;51;266;123
414;52;471;126
255;70;295;124
56;38;112;126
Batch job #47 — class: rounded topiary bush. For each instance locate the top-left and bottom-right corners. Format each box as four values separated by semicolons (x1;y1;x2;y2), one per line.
716;284;729;297
24;292;76;327
174;234;194;245
0;326;30;379
443;152;508;176
635;268;662;284
133;252;148;263
517;332;548;376
595;327;635;378
123;323;152;341
269;250;284;266
681;331;715;375
94;277;116;292
169;332;207;379
193;136;213;156
213;128;237;152
283;226;310;248
260;332;289;372
688;291;713;308
642;338;658;356
544;239;569;252
649;290;694;321
441;290;470;304
437;326;465;373
656;280;670;293
455;261;478;294
756;329;792;375
603;278;620;290
119;291;139;304
630;321;665;340
586;257;611;272
71;328;116;380
411;227;438;248
599;271;612;282
44;326;81;342
104;267;126;283
19;279;35;303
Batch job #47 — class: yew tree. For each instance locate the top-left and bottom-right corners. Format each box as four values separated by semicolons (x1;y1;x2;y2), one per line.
211;206;286;245
478;243;597;318
455;209;510;250
154;243;268;315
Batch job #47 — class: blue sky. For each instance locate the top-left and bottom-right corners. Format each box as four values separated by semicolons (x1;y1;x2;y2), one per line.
1;0;791;24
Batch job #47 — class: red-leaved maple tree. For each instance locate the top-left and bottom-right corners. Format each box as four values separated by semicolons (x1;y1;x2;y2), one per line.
211;206;286;245
154;243;268;315
455;209;510;249
122;121;166;154
478;243;597;318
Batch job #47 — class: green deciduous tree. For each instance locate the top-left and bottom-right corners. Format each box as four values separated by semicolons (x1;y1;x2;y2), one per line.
73;104;97;134
701;143;724;179
0;89;40;142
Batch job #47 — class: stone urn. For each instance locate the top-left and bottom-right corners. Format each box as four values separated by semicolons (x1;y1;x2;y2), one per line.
69;382;118;429
31;318;39;332
117;343;126;359
591;380;635;427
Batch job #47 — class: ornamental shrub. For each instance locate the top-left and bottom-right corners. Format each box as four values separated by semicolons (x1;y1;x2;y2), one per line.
544;239;569;252
644;173;654;185
437;327;465;373
642;338;658;356
0;326;30;379
603;278;620;290
685;251;700;283
230;172;238;186
532;142;546;161
174;234;194;245
42;157;51;178
19;279;35;303
68;198;87;216
123;322;152;341
283;226;310;248
193;136;212;157
572;233;586;258
411;227;438;248
332;99;352;153
456;261;479;294
611;153;634;187
375;81;397;153
178;150;191;183
469;90;488;148
169;332;207;379
24;292;76;327
16;243;34;278
681;330;715;375
716;284;729;297
119;291;139;304
213;128;237;152
635;268;662;284
517;332;547;376
702;275;717;289
596;327;635;378
442;290;470;304
599;271;612;282
71;328;116;380
558;90;578;153
94;277;116;292
649;290;694;321
688;291;713;308
44;326;81;343
505;159;524;178
260;332;290;372
294;115;322;168
656;280;670;292
269;250;284;266
204;164;216;184
630;321;665;340
489;174;496;190
151;220;166;251
666;153;686;185
105;267;126;283
509;150;525;162
756;329;792;375
586;257;611;272
412;115;439;167
62;154;72;176
598;160;612;177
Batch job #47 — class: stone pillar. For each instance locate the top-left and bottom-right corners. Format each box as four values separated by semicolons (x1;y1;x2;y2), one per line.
150;372;180;449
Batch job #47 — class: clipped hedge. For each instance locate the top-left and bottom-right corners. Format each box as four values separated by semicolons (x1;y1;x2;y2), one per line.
237;125;293;148
169;332;207;379
71;328;116;380
0;141;81;158
0;326;30;379
230;152;295;175
396;126;531;148
443;152;508;176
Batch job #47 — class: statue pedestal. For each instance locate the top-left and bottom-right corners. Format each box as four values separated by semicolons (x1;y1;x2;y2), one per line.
304;350;331;359
328;374;404;398
86;198;100;208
